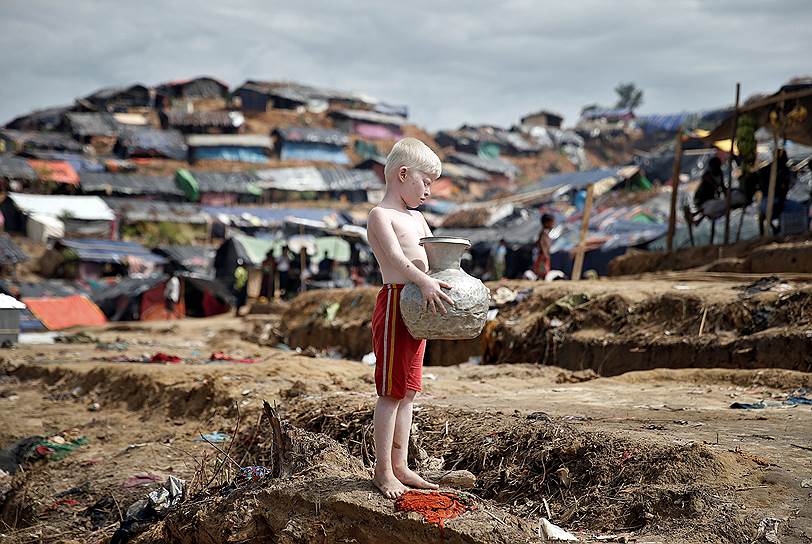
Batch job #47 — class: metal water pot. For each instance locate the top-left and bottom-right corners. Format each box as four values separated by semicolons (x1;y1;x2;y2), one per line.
400;237;489;340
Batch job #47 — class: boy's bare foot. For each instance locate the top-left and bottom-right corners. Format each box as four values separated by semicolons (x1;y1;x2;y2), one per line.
372;473;408;499
393;467;439;490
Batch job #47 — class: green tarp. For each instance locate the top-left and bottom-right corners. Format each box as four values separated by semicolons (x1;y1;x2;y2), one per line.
175;169;199;201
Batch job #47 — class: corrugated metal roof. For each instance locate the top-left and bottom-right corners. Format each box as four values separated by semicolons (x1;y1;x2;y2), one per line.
166;110;244;129
274;127;348;146
1;129;84;153
27;159;80;185
317;167;383;191
0;235;29;265
448;152;520;177
186;134;272;148
117;127;188;160
104;197;209;224
254;166;325;191
330;109;405;126
440;162;491;182
7;193;115;221
80;172;182;196
0;154;39;181
186;170;262;194
57;238;167;265
65;112;121;137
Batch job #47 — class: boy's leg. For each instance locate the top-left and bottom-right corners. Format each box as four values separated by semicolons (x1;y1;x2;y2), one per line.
391;390;438;490
372;395;408;499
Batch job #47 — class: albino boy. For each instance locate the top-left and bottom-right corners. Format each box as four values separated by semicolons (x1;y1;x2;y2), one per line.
366;138;453;499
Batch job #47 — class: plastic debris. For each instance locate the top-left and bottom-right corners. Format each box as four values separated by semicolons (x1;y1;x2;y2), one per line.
540;518;579;541
323;302;341;322
800;479;812;488
395;490;474;531
754;517;781;543
150;352;183;363
362;352;376;365
112;476;185;544
29;436;88;461
196;431;230;443
123;472;163;488
209;352;258;364
730;401;767;410
237;465;273;483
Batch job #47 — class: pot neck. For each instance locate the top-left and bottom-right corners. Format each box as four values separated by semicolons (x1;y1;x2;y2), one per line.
423;241;466;272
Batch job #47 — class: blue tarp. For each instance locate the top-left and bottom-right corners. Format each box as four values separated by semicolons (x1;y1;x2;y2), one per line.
279;142;350;164
191;147;268;163
202;206;347;227
523;168;618;192
58;239;167;265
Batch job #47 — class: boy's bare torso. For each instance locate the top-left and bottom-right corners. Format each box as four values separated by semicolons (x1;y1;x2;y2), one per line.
367;206;431;284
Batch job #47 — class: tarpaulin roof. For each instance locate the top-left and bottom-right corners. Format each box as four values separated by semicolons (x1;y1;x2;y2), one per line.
447;152;520;177
329;109;405;126
65;112;121;137
274;127;348;146
57;239;167;265
0;154;38;181
0;129;84;153
186;134;272;148
27;160;80;185
91;274;165;308
103;197;209;224
0;235;29;265
7;193;115;221
154;245;214;272
230;234;276;266
254;166;381;192
521;168;619;192
317;167;383;191
182;170;262;195
117;127;188;160
0;279;93;299
441;162;491;182
25;150;104;173
4;105;72;131
203;205;346;228
80;172;182;196
23;294;106;330
0;294;25;309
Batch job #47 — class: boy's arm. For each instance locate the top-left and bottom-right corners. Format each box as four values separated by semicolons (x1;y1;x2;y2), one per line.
368;209;453;314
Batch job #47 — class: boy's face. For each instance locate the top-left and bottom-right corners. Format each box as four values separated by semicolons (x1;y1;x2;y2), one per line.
398;166;433;209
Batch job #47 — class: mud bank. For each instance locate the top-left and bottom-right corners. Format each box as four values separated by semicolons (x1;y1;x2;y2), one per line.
267;279;812;375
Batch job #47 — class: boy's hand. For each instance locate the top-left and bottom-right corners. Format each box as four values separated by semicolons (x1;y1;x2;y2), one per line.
417;277;454;315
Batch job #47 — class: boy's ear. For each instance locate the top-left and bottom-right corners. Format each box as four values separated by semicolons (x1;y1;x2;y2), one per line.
399;166;408;182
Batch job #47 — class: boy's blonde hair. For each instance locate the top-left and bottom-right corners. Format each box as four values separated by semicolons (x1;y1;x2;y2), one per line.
384;137;442;184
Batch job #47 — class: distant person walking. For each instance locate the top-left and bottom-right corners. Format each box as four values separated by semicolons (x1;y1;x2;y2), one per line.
233;259;248;316
164;274;180;317
276;246;291;297
492;239;508;280
533;214;554;279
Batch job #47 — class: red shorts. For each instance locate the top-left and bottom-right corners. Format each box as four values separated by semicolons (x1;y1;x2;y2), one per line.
372;284;426;399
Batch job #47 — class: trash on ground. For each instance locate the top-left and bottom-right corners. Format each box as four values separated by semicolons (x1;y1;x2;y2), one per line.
122;472;164;488
540;518;579;541
56;332;98;344
112;475;185;544
209;352;258;363
197;431;230;443
754;517;782;543
150;352;183;363
395;490;474;530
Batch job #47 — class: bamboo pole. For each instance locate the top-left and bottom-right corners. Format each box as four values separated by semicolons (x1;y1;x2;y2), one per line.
666;129;684;252
570;183;594;281
723;83;741;245
764;100;785;236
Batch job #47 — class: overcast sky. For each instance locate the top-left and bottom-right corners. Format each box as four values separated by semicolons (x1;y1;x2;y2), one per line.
2;0;810;131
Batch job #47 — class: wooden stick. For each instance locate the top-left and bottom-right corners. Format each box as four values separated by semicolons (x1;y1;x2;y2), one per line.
666;130;684;253
698;307;708;336
764;103;783;236
571;183;594;281
723;83;741;245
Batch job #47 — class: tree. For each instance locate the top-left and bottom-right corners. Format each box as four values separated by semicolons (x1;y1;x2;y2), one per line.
614;82;644;110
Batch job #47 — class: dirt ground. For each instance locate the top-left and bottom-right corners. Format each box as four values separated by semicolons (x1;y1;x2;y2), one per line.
0;310;810;543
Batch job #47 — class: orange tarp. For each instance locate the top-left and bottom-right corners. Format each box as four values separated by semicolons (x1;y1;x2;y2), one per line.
26;160;80;186
23;295;107;330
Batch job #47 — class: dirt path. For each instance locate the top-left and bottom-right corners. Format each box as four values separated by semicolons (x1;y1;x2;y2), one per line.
0;316;810;543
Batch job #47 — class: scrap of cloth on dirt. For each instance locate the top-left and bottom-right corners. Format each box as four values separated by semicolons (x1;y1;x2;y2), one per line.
395;490;475;532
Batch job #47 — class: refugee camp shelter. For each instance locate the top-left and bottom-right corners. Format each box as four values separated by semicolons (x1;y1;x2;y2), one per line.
214;233;276;299
155;77;228;104
40;238;167;280
92;274;185;321
273;127;350;164
254;166;382;202
232;81;309;112
25;150;105;175
26;160;80;191
80;172;184;199
0;154;39;189
103;198;210;236
354;156;386;182
4;105;72;132
1;193;115;241
153;244;215;275
163;110;244;134
520;110;564;129
81;84;151;112
174;169;262;205
115;127;188;160
186;134;272;164
64;112;121;142
0;279;103;331
0;293;26;345
0;129;84;154
329;109;404;140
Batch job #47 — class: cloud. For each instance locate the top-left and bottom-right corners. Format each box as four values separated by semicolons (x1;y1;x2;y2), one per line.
1;0;811;130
